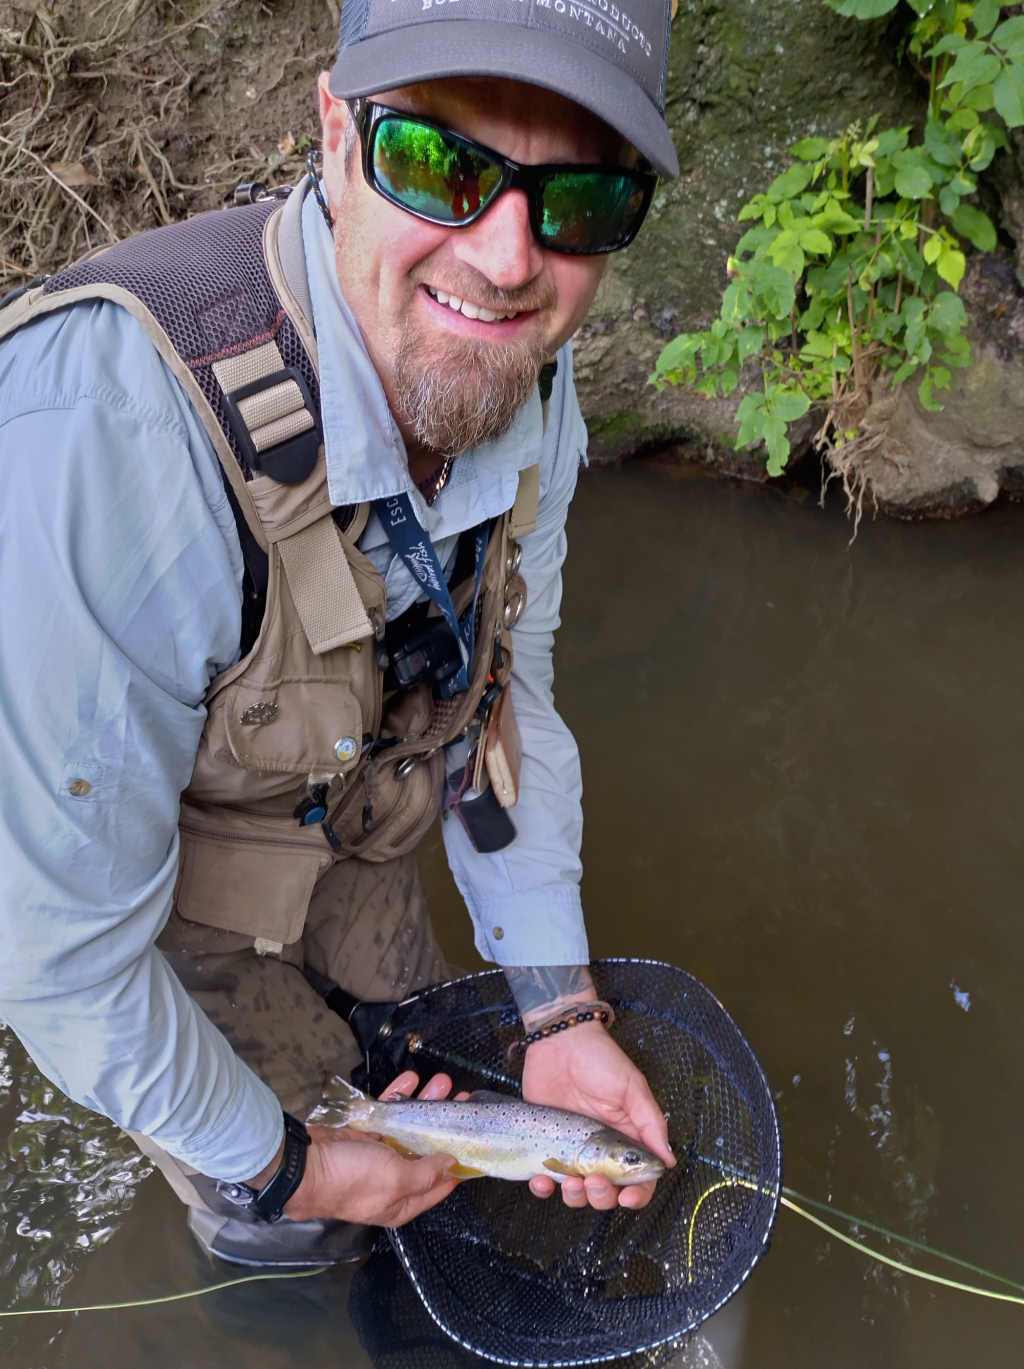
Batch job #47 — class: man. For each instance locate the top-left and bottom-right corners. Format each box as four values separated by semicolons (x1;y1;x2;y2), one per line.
0;0;680;1266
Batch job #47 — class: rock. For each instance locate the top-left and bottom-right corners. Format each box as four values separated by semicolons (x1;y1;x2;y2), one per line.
848;256;1024;518
577;0;921;466
578;0;1024;520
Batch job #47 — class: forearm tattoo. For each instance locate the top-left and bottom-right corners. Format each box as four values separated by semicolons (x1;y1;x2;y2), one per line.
504;964;596;1028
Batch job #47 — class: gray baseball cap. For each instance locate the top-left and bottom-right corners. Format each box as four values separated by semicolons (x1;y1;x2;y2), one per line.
328;0;679;178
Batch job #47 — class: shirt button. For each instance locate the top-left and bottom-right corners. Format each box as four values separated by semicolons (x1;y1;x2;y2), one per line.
493;926;504;940
68;779;91;797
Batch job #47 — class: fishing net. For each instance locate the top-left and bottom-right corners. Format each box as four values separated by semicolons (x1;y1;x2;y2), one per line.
350;958;781;1367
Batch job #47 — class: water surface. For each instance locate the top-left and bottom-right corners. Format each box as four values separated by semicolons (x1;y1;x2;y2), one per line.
3;460;1022;1367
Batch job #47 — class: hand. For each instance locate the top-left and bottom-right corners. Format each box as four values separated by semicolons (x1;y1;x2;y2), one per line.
284;1070;461;1227
522;1023;675;1211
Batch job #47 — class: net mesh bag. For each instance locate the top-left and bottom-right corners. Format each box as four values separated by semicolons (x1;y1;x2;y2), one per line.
353;959;781;1367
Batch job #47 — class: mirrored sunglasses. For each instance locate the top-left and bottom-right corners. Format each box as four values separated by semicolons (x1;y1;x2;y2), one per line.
350;101;657;256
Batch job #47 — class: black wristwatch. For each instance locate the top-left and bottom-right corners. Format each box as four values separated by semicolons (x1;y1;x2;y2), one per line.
217;1111;311;1224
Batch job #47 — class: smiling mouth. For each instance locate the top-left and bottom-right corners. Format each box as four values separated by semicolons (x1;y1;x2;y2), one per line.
425;285;522;323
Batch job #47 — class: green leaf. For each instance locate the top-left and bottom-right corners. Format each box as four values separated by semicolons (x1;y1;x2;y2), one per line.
941;44;1002;95
930;290;969;335
891;358;919;386
720;368;740;396
735;392;767;449
967;130;999;171
936;244;967;288
994;69;1024;128
939;185;961;217
931;365;952;390
946;106;980;132
929;33;967;57
653;333;701;377
823;0;901;15
993;17;1024;49
919;373;944;411
875;126;911;157
737;326;764;364
924;117;964;166
800;330;838;359
791;137;831;160
800;228;834;255
767;163;815;200
971;0;1001;40
951;202;997;251
894;162;934;198
961;83;996;112
923;234;944;264
771;391;813;422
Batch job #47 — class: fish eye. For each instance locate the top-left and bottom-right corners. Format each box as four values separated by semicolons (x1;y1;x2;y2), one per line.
623;1150;642;1166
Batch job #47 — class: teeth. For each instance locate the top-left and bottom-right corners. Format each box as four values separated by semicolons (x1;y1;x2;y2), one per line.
427;286;517;322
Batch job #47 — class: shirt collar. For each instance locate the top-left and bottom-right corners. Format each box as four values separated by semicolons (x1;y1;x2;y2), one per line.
301;187;543;533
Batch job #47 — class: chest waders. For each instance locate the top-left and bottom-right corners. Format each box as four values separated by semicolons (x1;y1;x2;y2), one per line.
1;181;542;1265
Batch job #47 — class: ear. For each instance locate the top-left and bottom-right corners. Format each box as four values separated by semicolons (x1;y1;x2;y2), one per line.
318;71;349;156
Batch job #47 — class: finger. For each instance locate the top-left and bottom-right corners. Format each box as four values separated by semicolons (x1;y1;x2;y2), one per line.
582;1175;619;1211
529;1175;556;1199
559;1177;589;1210
454;1090;472;1102
617;1179;656;1210
381;1070;420;1101
417;1072;454;1101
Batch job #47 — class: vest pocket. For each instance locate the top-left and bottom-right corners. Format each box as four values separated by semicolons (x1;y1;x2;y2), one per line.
209;676;368;777
326;750;445;862
175;823;331;944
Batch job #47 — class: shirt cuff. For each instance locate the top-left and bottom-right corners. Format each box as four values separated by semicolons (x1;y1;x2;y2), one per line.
170;1069;285;1184
469;885;589;966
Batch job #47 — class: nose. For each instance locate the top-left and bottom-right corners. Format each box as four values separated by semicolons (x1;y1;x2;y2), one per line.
451;188;544;290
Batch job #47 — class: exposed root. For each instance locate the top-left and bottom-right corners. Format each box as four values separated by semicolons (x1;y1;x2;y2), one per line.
0;1;331;290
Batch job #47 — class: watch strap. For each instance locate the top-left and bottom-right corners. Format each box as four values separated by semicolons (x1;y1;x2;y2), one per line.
219;1111;310;1224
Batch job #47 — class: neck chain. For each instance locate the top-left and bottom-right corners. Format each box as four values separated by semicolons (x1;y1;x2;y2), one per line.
416;454;456;505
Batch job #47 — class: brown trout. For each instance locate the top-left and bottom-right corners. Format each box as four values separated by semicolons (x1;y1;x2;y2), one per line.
308;1076;666;1184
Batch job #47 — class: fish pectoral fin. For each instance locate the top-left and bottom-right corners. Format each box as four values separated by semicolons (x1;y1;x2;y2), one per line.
378;1136;422;1162
542;1158;579;1178
446;1163;487;1180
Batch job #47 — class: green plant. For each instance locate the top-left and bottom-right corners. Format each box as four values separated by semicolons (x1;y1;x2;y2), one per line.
651;1;1024;483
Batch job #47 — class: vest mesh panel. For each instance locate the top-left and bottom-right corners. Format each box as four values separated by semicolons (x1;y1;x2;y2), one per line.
44;202;318;480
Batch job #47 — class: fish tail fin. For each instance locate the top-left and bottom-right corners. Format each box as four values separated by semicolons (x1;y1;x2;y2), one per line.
306;1074;371;1127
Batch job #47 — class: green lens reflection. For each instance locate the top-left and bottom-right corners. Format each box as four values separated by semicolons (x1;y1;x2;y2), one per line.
541;172;645;250
374;118;502;222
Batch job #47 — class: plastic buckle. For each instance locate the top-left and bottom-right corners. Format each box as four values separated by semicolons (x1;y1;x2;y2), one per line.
222;365;321;484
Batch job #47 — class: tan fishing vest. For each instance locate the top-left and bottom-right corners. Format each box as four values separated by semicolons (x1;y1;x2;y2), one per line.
0;182;540;950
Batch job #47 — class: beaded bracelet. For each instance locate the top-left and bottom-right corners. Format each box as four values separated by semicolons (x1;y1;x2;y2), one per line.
507;1000;615;1061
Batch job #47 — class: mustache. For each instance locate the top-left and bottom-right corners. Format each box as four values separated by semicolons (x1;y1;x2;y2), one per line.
420;273;556;315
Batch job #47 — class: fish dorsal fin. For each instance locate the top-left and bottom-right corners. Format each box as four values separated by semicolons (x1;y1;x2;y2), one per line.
542;1157;579;1177
321;1074;368;1105
467;1089;515;1104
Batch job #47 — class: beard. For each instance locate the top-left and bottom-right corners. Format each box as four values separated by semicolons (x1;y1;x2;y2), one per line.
391;329;549;458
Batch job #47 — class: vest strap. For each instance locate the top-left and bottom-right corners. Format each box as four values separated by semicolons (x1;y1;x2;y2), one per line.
509;464;540;539
276;516;374;652
213;339;321;485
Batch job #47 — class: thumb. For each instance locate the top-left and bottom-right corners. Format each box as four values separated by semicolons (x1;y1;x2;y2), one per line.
418;1151;461;1186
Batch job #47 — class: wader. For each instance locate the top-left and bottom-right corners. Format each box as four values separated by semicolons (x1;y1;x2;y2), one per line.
0;182;540;1264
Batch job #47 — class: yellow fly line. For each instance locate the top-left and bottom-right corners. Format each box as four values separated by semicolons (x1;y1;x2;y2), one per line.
3;1183;1024;1319
686;1176;1024;1307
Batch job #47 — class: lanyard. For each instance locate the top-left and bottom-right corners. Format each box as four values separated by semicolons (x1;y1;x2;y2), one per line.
373;493;491;697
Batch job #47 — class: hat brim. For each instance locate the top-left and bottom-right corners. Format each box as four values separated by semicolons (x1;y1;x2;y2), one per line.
328;20;679;178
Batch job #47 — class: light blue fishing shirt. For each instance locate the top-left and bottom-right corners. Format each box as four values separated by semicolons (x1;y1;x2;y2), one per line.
0;191;589;1182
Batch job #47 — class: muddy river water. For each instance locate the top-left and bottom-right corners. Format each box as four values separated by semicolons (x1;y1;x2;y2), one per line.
2;459;1023;1367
